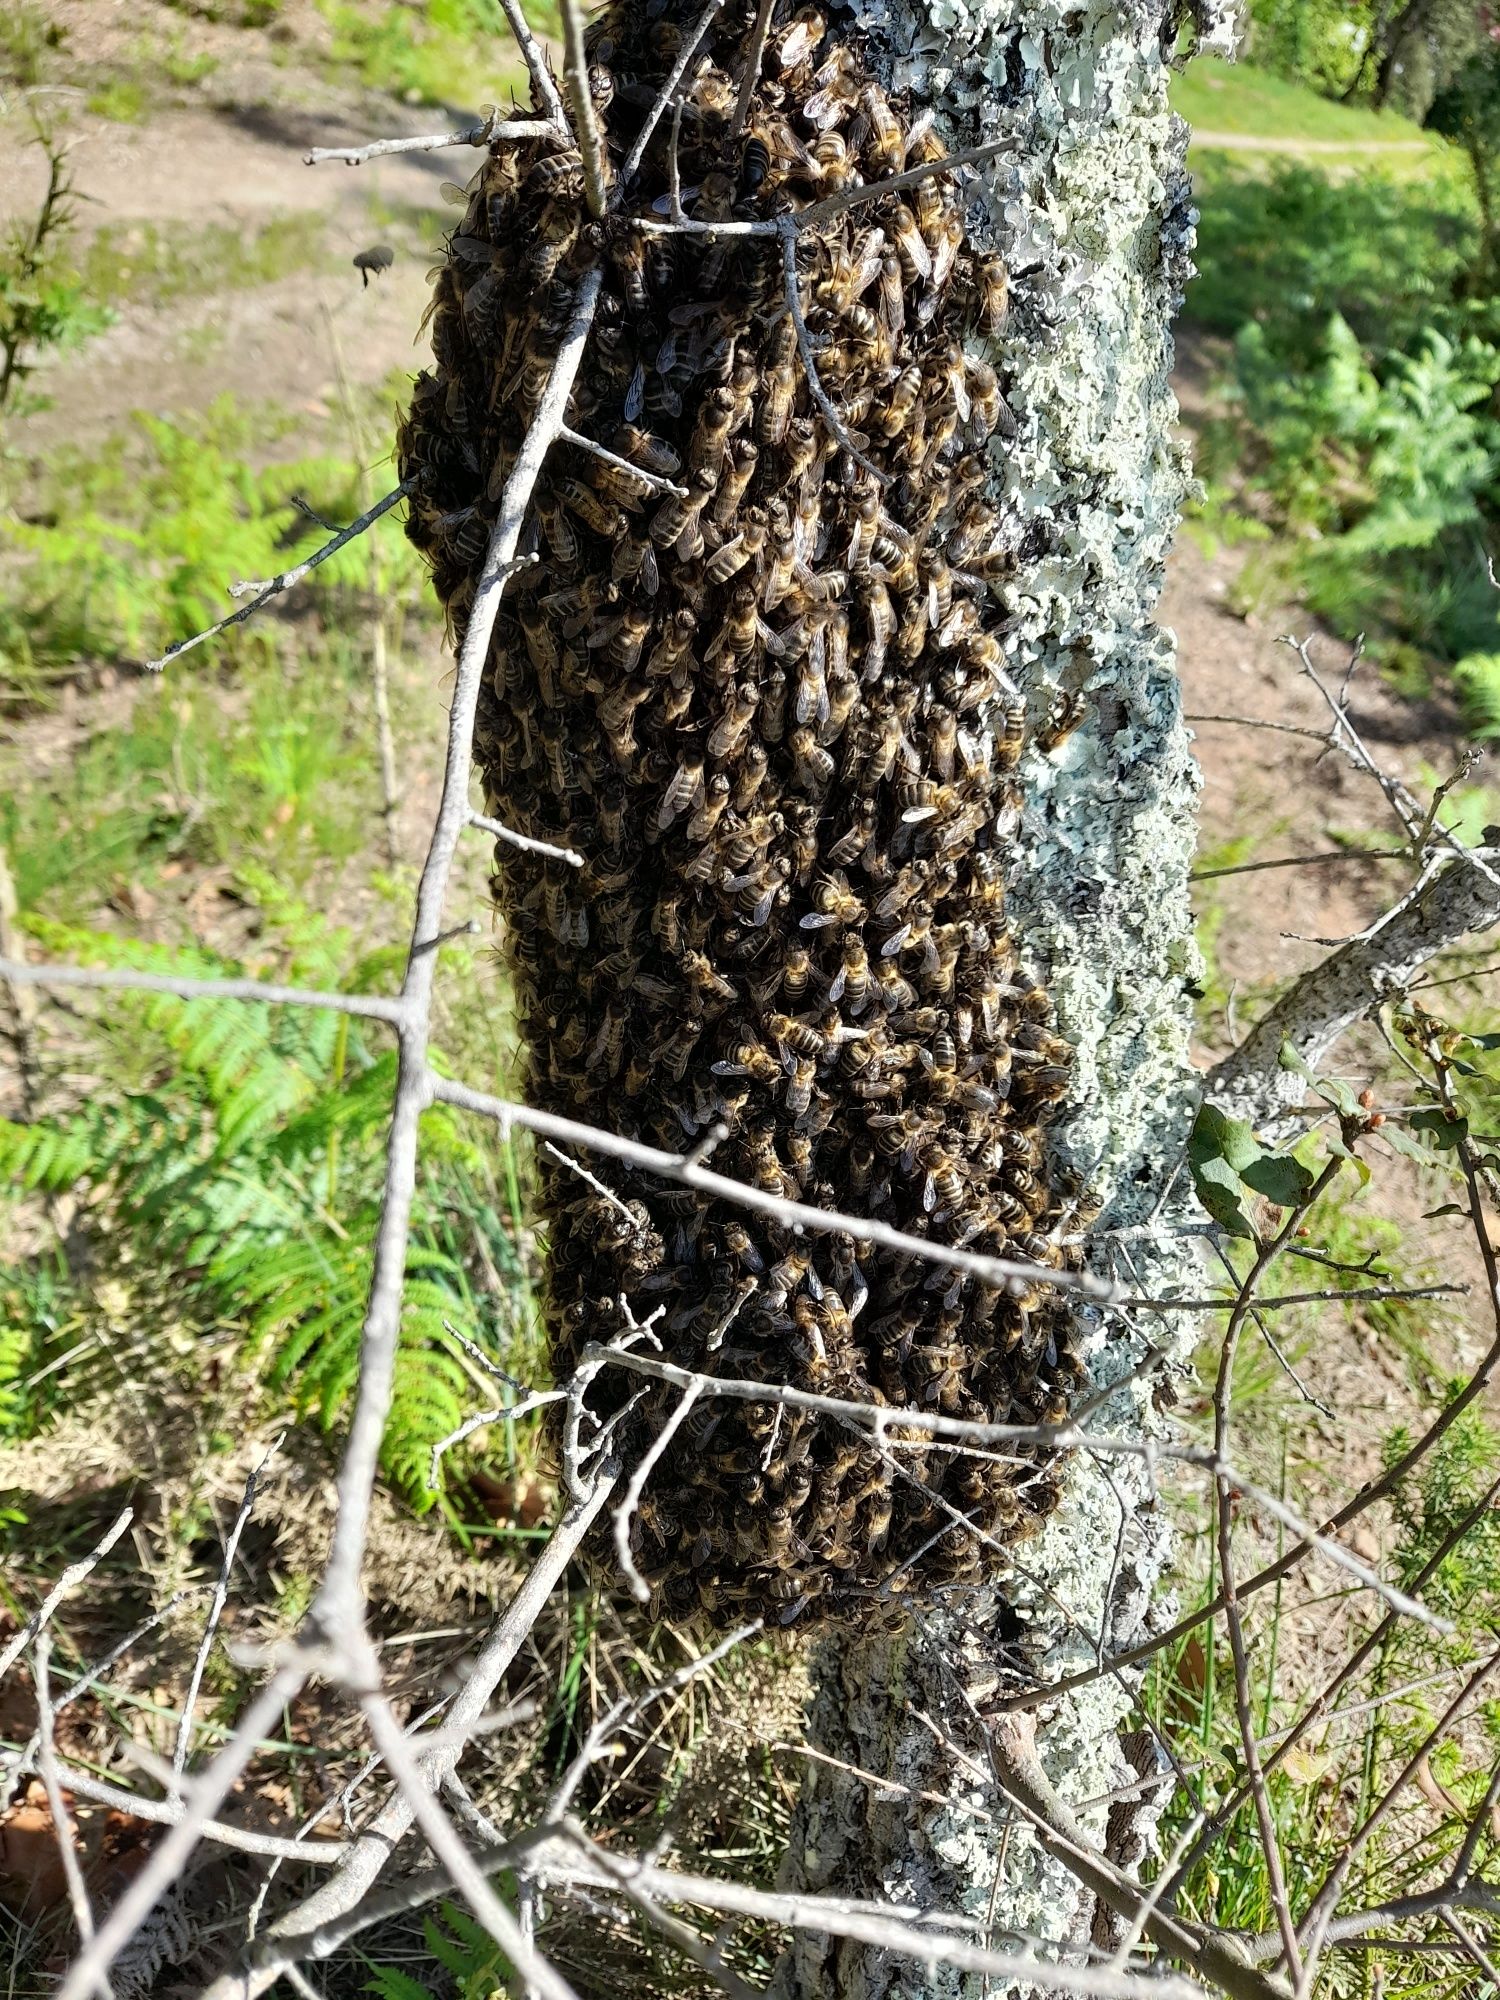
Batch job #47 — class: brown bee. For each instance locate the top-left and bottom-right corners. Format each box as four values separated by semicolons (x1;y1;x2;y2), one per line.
528;148;584;194
1038;690;1088;755
650;465;718;560
758;322;799;447
995;700;1027;771
713;438;759;531
556;476;625;542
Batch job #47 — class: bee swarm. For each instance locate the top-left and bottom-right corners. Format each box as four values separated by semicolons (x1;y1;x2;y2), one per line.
399;0;1086;1625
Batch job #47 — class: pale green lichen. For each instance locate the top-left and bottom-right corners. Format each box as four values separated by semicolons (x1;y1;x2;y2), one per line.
775;3;1237;1991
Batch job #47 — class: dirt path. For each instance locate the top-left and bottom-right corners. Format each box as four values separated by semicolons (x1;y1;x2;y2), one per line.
0;92;459;452
1191;131;1431;153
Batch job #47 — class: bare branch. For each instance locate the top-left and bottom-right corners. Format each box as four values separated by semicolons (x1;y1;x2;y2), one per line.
57;1667;304;2000
312;266;604;1641
559;0;609;219
1209;843;1500;1128
558;422;688;498
433;1071;1115;1299
0;1505;132;1683
613;1381;704;1602
497;0;569;130
985;1717;1293;2000
0;954;405;1024
727;0;774;148
34;1640;111;1999
227;1475;617;1995
779;221;888;486
621;0;725;182
147;482;412;672
360;1696;583;2000
1191;848;1405;883
173;1436;280;1786
305;113;555;167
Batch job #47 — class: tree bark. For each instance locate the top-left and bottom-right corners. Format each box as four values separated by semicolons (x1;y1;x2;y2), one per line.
775;3;1238;1989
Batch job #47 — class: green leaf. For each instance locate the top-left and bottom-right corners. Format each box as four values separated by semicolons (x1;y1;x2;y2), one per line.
1240;1154;1317;1205
1192;1155;1257;1238
1409;1110;1469;1149
1191;1104;1264;1175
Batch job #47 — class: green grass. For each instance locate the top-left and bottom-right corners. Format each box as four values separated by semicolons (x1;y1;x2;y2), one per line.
73;212;329;310
316;0;548;109
1174;55;1437;149
0;393;422;692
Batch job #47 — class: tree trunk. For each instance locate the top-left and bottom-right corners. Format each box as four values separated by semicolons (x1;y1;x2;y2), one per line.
775;3;1237;1988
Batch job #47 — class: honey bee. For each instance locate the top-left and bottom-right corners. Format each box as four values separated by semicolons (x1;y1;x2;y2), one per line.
705;514;768;585
528;148;584;195
615;424;682;479
1038;690;1088;755
809;129;852;189
712;439;759;531
527;200;579;290
656;754;705;832
731;742;770;811
741;133;773;196
535;495;580;566
708;687;761;760
556;476;625;541
759;329;798;447
877;364;923;441
995;700;1026;771
589;603;652;673
884;201;932;284
790;727;836;792
804;46;860;130
700;585;757;667
773;4;825;77
688;67;736;124
650;465;718;560
859;83;905;174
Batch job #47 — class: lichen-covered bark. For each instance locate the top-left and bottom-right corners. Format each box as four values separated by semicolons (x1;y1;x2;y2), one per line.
775;5;1235;1990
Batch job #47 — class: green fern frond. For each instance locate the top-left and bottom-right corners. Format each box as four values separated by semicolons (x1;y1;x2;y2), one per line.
0;1115;96;1192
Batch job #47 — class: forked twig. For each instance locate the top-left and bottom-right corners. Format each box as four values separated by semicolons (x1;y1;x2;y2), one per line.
305;113;554;166
148;483;412;672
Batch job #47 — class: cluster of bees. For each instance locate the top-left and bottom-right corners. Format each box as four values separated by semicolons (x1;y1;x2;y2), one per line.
399;0;1085;1624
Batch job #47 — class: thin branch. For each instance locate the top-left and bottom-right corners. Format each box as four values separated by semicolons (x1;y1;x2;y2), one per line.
227;1475;617;1995
542;1140;640;1225
1191;848;1405;882
633;141;1012;240
542;1826;1212;2000
559;0;609;220
305;112;555;166
620;0;725;182
57;1668;304;2000
173;1436;280;1786
1209;843;1500;1128
0;1505;132;1683
361;1696;583;2000
0;953;405;1024
984;1718;1292;2000
497;0;569;129
1122;1282;1464;1312
433;1072;1115;1299
34;1640;111;2000
311;265;604;1641
45;1765;347;1861
727;0;774;148
427;1387;566;1493
613;1380;704;1602
558;422;688;498
779;221;888;486
147;482;412;671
